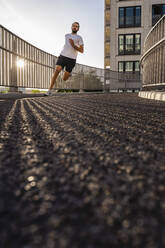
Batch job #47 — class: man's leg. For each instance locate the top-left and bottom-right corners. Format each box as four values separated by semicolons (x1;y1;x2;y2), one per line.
63;58;76;81
49;65;62;90
62;71;71;81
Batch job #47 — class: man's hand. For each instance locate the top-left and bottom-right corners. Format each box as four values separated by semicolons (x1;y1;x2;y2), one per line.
69;39;75;48
69;39;84;53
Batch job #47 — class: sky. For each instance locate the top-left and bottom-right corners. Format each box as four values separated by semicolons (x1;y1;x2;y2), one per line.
0;0;104;68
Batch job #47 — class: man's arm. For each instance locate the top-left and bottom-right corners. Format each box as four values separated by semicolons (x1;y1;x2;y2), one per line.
74;44;84;53
69;39;84;53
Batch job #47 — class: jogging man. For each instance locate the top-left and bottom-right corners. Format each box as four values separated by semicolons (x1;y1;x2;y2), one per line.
45;22;84;96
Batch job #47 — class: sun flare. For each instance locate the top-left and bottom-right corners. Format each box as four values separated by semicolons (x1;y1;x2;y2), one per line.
17;59;24;68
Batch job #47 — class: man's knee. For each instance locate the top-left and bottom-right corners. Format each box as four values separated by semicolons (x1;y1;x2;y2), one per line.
55;65;62;72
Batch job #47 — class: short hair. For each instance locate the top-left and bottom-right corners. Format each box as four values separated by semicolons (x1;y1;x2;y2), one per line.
72;22;80;28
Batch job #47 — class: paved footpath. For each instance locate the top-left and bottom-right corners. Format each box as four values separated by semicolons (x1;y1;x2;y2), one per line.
0;93;165;248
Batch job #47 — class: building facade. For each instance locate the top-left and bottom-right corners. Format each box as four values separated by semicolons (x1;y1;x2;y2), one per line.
104;0;165;72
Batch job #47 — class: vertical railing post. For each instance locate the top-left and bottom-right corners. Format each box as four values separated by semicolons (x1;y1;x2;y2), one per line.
9;37;18;92
79;72;84;93
103;69;106;92
124;73;126;92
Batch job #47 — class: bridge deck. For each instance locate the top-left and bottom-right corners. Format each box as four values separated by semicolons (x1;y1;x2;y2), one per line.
0;93;164;247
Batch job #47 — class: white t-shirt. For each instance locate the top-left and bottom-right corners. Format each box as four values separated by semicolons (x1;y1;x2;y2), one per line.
60;33;84;60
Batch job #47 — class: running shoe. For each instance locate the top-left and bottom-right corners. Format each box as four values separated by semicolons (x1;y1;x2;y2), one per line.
44;90;53;96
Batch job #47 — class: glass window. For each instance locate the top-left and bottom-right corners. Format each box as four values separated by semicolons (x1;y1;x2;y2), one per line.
105;58;110;68
119;6;141;28
135;7;141;26
118;34;141;55
125;35;134;53
135;34;141;53
105;42;110;54
119;35;124;55
135;61;140;72
105;26;110;41
119;8;124;27
118;61;140;73
152;5;164;26
119;62;124;72
153;5;162;16
125;62;133;72
126;7;134;26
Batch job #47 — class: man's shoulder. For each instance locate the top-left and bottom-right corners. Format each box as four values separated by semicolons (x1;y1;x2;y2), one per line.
77;34;83;39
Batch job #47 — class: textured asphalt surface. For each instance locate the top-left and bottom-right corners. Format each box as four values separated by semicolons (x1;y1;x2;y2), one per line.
0;93;165;248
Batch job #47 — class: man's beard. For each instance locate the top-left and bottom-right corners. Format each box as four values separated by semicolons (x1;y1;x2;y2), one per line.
72;29;77;34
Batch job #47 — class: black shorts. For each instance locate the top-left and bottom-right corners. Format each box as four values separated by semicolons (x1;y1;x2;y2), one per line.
56;55;76;73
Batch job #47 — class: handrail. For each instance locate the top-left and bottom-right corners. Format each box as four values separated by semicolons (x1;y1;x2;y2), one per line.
144;14;165;48
140;15;165;90
140;37;165;64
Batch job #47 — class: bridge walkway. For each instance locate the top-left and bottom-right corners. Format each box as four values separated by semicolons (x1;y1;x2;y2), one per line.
0;93;164;247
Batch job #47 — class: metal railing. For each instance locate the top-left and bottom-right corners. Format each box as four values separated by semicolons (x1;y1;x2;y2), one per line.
140;15;165;90
0;25;56;91
104;70;141;92
0;24;141;92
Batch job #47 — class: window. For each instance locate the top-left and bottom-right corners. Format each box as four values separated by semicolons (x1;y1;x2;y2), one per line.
105;26;110;41
125;35;134;53
135;61;140;72
163;5;165;14
118;61;140;73
126;7;134;26
118;34;141;55
125;62;133;72
105;42;110;55
135;34;141;53
119;6;141;28
135;7;141;26
152;4;165;26
105;57;110;68
119;35;124;54
119;62;124;72
105;10;110;25
119;8;124;27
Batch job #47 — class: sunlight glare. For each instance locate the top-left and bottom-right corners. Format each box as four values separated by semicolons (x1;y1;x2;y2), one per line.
17;59;24;68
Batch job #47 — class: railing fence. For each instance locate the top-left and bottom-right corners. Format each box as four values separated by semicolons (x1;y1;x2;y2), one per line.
140;15;165;90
